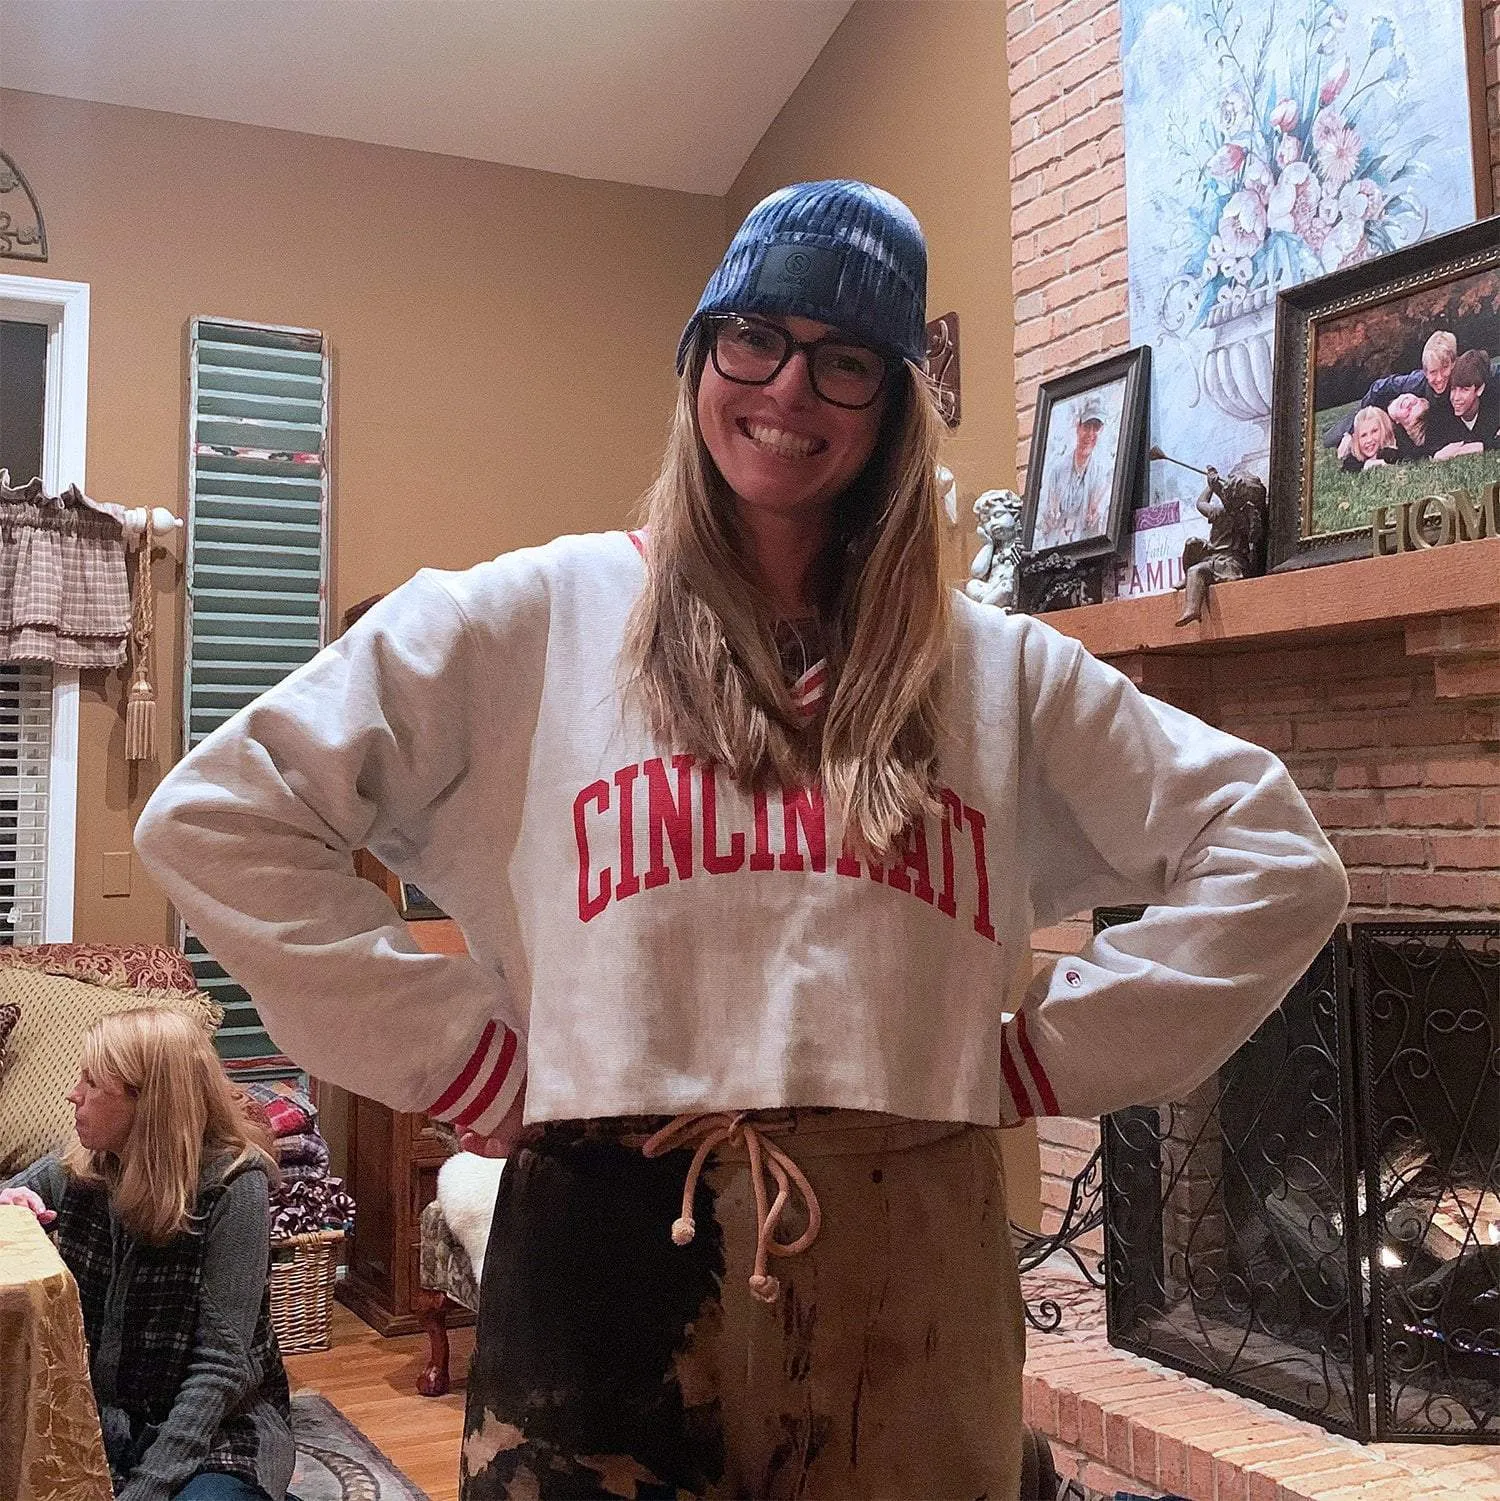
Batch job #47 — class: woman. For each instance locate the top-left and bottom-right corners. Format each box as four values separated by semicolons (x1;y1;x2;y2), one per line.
135;180;1347;1500
1340;404;1400;472
0;1008;293;1501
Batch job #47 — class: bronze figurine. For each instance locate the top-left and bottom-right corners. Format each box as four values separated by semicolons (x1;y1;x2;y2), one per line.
1154;450;1268;626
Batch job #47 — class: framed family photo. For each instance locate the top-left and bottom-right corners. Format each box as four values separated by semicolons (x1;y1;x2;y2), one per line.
1022;346;1152;563
1269;215;1500;570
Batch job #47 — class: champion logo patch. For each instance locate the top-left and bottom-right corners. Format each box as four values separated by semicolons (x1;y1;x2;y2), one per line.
754;243;843;304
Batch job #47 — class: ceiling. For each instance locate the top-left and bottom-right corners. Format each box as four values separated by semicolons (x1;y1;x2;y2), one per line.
0;0;856;196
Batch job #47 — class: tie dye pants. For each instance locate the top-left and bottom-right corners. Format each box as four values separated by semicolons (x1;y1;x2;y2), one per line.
460;1110;1026;1501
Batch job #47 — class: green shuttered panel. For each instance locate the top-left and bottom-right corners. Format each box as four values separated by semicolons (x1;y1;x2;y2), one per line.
0;663;52;947
183;318;329;1078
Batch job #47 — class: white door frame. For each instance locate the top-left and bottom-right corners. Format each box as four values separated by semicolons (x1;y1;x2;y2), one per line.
1;272;90;941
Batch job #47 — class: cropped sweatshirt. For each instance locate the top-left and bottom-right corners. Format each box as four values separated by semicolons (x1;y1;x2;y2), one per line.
135;531;1349;1136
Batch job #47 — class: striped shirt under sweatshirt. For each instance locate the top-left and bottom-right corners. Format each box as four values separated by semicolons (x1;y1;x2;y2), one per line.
135;531;1348;1136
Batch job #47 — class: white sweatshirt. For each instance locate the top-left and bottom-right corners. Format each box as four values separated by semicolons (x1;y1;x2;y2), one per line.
135;531;1348;1136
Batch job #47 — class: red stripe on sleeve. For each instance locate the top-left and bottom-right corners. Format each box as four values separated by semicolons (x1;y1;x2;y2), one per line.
999;1038;1034;1123
426;1021;496;1119
452;1026;520;1129
1016;1012;1060;1116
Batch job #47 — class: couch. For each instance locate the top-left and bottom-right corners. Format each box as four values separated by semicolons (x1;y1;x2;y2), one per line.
0;943;218;1175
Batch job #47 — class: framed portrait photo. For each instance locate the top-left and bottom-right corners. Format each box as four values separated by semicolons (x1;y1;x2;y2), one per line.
1269;215;1500;571
1022;346;1151;564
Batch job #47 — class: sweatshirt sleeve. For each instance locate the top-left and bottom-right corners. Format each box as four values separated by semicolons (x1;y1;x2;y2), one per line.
134;569;529;1134
999;621;1349;1124
2;1155;68;1207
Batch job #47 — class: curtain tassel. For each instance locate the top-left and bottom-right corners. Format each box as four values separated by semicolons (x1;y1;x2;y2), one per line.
125;672;155;762
125;540;157;763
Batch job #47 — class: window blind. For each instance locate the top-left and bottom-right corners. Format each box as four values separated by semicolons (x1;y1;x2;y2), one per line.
0;662;52;947
183;318;329;1077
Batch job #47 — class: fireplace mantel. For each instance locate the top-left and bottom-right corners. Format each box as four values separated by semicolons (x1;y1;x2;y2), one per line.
1038;536;1500;707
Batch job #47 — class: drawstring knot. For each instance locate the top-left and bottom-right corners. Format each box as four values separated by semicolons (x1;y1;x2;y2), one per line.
642;1111;822;1304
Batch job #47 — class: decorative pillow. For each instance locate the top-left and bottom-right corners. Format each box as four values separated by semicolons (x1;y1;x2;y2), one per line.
0;942;198;993
0;969;221;1175
0;1002;19;1082
436;1151;506;1277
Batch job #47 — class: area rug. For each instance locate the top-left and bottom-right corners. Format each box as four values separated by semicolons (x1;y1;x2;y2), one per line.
289;1392;432;1501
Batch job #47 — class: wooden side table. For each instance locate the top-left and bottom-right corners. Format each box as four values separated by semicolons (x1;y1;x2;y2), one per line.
334;1091;473;1337
0;1204;112;1500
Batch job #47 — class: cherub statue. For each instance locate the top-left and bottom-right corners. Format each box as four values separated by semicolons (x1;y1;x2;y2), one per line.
965;488;1023;610
1173;464;1268;626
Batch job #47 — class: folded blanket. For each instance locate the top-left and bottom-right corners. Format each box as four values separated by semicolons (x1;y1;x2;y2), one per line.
279;1161;333;1183
269;1174;355;1238
276;1131;330;1172
244;1079;317;1137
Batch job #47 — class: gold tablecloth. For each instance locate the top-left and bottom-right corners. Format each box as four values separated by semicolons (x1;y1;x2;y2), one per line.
0;1203;112;1501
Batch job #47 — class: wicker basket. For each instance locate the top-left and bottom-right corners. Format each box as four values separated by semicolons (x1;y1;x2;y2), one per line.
269;1228;342;1354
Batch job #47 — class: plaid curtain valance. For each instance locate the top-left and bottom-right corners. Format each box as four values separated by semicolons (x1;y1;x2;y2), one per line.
0;471;130;668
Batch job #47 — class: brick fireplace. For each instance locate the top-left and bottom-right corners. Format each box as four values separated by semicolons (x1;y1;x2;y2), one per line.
1007;0;1500;1253
1002;2;1500;1489
1033;552;1500;1230
1032;547;1500;1252
1019;547;1500;1496
1019;1266;1500;1499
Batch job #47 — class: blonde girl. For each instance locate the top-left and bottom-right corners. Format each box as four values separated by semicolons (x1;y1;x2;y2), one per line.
1;1008;292;1501
1343;404;1398;470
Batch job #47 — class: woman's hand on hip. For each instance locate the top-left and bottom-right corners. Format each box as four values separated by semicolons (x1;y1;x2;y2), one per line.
459;1080;526;1158
0;1186;56;1225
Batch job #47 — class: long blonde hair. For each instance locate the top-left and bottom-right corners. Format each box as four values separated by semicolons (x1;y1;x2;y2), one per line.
63;1007;277;1244
624;338;951;858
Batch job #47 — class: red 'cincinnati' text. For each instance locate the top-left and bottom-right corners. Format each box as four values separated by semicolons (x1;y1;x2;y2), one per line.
572;756;998;940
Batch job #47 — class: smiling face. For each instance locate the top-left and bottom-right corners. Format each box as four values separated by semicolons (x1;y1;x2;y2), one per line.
696;314;889;529
67;1065;137;1154
1351;405;1393;456
1451;381;1483;421
1073;419;1102;466
1423;353;1453;396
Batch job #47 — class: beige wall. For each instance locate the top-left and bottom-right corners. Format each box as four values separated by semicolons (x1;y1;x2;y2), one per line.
730;0;1015;583
0;88;722;946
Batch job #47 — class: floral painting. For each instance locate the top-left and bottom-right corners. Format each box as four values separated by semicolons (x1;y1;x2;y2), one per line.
1119;0;1478;595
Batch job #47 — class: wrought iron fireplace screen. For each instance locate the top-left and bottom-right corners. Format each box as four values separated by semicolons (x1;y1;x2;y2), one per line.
1098;913;1498;1444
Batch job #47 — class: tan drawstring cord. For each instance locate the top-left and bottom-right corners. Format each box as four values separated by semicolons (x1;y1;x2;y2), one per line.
641;1112;822;1304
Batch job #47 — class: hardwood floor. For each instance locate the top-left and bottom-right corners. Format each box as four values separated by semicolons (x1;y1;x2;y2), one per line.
285;1300;475;1501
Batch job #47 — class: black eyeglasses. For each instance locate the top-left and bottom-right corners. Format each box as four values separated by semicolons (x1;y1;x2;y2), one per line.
705;314;890;410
